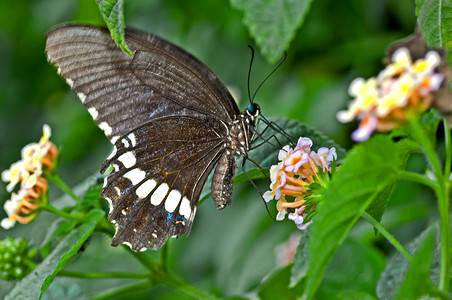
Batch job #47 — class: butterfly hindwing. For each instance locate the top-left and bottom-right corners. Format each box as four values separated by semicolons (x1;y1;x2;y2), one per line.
100;115;226;250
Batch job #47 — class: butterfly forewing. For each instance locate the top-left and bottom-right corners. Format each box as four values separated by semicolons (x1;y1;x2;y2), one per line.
45;25;239;143
45;24;249;251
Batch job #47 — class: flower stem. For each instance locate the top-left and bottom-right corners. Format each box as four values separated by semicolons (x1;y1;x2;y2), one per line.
58;270;149;279
408;117;451;293
91;281;151;300
40;203;83;222
48;173;80;204
361;211;414;262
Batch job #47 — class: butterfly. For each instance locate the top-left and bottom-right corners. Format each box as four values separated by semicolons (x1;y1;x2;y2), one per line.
45;24;261;251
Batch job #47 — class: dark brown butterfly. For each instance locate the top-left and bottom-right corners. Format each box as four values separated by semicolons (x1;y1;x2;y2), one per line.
45;24;260;251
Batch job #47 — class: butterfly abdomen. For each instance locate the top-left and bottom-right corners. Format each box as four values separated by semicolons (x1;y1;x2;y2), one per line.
212;152;236;209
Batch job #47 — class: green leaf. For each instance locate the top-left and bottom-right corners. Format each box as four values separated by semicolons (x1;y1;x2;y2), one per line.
230;0;314;63
318;238;385;298
301;135;402;300
377;220;450;299
394;229;436;300
365;138;414;223
5;209;105;300
290;227;312;286
40;218;75;258
97;0;133;57
257;265;303;299
415;0;452;65
81;178;103;209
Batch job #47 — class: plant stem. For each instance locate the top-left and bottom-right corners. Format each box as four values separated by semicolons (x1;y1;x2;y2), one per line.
48;172;80;204
40;203;83;222
91;281;151;300
361;212;414;262
437;188;451;292
398;170;436;190
125;248;157;271
408;118;451;293
124;248;216;299
58;270;149;279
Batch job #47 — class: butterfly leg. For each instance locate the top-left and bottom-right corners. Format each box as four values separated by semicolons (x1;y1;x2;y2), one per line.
252;119;282;147
240;163;276;222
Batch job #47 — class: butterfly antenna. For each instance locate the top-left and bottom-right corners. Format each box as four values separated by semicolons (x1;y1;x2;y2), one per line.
251;51;287;103
247;45;255;104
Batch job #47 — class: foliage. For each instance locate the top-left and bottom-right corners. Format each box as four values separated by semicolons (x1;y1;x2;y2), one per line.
230;0;314;64
98;0;133;57
1;0;451;299
416;0;452;65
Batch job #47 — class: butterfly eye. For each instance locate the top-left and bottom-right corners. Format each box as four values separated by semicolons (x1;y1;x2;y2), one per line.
247;103;260;117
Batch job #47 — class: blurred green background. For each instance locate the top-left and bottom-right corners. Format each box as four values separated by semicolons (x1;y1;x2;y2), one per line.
0;0;437;298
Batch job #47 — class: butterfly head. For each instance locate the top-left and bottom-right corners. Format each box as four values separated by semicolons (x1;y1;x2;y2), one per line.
246;103;260;120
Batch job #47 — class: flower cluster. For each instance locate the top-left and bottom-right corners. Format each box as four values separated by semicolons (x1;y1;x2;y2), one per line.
1;125;57;229
263;137;337;230
337;47;444;141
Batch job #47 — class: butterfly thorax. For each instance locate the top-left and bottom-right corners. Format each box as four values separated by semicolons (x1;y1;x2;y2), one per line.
228;113;255;158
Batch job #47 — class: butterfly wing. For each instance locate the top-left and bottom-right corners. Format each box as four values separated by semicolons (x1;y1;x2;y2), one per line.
45;24;240;143
45;24;239;250
101;115;225;250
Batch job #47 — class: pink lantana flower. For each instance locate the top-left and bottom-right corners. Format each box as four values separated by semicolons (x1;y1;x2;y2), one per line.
263;137;337;230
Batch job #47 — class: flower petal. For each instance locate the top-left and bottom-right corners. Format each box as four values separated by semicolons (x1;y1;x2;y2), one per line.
1;218;15;229
263;190;274;202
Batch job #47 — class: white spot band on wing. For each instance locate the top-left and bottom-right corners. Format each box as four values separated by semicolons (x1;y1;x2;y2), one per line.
136;179;156;199
124;168;146;185
165;190;182;213
77;92;86;103
179;197;191;218
128;133;137;147
122;138;130;148
87;107;98;120
118;151;136;168
99;122;112;136
151;183;169;205
111;136;119;144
